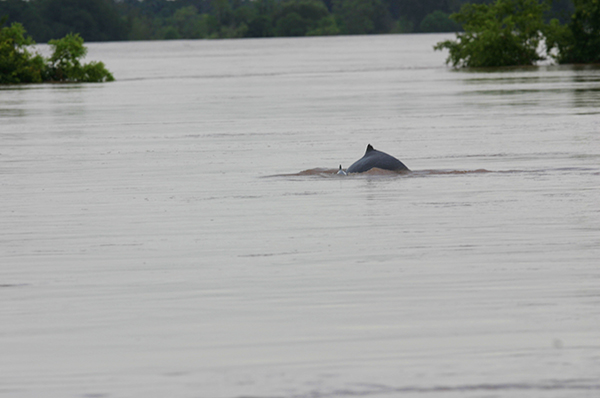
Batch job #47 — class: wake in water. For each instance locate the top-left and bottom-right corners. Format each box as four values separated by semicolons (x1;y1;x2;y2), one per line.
265;168;492;178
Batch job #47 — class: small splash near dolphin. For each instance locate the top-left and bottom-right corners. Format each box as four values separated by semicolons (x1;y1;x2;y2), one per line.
263;144;496;178
413;169;492;176
265;168;492;178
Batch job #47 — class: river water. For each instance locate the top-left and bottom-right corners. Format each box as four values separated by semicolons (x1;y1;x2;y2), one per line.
1;34;600;397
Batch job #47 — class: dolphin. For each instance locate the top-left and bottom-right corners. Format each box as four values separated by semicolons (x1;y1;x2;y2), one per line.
345;144;410;174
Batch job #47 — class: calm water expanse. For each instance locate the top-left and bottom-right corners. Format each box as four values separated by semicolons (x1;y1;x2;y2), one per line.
1;34;600;397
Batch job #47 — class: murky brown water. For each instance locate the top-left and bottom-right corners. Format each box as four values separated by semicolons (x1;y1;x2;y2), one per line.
1;34;600;397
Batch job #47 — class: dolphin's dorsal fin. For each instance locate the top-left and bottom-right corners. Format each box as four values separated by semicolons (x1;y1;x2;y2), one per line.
366;144;374;153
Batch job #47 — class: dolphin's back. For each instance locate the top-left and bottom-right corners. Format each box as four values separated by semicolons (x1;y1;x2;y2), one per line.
347;144;409;173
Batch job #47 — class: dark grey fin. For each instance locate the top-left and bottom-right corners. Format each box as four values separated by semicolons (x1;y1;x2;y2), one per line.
366;144;374;153
339;165;343;170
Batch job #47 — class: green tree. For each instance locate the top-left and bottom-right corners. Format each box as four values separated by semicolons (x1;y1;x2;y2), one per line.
160;25;181;39
224;0;274;37
171;6;206;38
273;0;331;36
1;22;113;84
211;0;234;26
306;15;340;35
386;0;451;30
128;15;156;40
419;10;460;32
0;0;51;41
546;0;600;63
46;33;114;82
39;0;127;41
333;0;392;34
434;0;549;67
390;16;414;33
275;12;308;36
233;4;256;29
246;14;274;37
0;21;45;83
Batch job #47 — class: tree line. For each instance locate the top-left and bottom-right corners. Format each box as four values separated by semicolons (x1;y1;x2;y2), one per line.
0;0;574;42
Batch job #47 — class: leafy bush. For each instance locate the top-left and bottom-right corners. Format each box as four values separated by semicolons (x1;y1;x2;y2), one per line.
0;21;45;83
0;21;114;84
434;0;549;67
81;61;114;82
47;32;114;82
545;0;600;64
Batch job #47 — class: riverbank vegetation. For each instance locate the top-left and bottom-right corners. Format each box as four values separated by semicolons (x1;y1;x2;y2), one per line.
0;0;575;41
0;20;114;84
1;0;597;70
435;0;599;67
